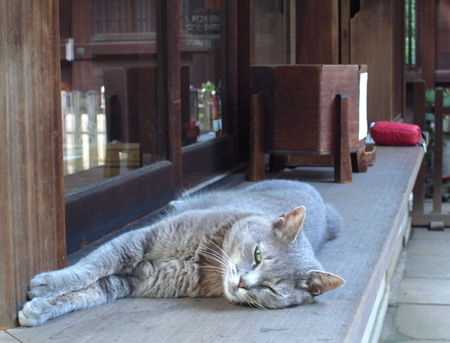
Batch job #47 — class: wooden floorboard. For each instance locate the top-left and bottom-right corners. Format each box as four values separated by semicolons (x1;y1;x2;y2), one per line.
7;146;424;343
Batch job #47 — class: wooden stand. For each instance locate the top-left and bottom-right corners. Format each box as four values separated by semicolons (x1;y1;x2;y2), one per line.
247;64;369;183
334;95;353;183
248;93;353;183
248;94;265;181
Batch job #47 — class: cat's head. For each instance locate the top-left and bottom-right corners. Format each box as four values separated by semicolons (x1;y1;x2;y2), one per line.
221;206;344;309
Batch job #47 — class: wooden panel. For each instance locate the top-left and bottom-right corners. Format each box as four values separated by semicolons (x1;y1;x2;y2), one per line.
350;0;400;123
0;0;66;328
182;136;237;188
65;161;175;254
295;0;339;64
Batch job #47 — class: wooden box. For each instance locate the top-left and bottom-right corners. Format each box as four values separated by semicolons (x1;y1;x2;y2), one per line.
251;64;367;154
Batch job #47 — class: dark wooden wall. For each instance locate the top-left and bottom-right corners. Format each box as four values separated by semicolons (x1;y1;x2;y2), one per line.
295;0;339;64
0;0;66;328
420;0;436;87
350;0;404;122
295;0;405;123
436;0;450;84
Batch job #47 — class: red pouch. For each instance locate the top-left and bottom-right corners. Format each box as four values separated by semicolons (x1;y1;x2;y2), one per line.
371;121;421;146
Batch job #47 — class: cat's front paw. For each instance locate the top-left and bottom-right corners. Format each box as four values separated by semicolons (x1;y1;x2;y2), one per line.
28;271;66;299
18;298;51;327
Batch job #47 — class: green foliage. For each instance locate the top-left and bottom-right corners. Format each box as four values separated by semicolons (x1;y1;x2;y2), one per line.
425;88;450;107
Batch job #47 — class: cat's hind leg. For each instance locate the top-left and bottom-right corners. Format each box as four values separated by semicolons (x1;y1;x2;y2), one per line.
19;274;131;327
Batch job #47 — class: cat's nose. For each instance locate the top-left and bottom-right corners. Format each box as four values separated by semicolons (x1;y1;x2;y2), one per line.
238;277;249;290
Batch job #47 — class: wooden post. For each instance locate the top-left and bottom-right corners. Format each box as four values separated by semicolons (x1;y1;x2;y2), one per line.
334;94;353;183
158;0;182;186
0;0;66;328
248;94;265;181
433;88;444;214
412;80;426;216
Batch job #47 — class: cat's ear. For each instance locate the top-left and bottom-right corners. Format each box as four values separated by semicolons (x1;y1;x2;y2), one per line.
304;270;344;296
273;206;306;243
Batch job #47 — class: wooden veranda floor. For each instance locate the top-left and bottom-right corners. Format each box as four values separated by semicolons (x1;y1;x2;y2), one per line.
4;146;424;343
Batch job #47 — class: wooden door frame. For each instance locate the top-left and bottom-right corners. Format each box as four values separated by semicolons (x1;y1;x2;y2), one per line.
0;0;66;328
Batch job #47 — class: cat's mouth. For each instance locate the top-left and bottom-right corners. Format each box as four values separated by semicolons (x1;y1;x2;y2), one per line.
224;282;247;302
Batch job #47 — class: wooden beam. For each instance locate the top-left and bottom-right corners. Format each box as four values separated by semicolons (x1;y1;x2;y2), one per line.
158;0;182;186
0;0;66;328
412;80;426;216
421;0;436;87
433;88;443;213
412;213;450;227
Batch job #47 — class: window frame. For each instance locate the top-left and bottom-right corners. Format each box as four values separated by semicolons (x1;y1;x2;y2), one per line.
63;0;239;254
405;0;425;82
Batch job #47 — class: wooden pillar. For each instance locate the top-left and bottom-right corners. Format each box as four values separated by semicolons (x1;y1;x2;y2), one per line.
238;0;254;162
0;0;66;328
334;95;353;183
421;0;436;88
158;0;182;186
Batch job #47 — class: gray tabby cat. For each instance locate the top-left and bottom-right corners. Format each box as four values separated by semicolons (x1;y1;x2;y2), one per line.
19;180;344;327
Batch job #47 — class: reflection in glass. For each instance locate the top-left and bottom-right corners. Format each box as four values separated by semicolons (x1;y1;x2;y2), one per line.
253;0;290;65
180;0;224;146
60;0;163;193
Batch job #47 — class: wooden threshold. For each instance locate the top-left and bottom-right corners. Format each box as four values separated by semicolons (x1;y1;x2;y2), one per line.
7;146;424;343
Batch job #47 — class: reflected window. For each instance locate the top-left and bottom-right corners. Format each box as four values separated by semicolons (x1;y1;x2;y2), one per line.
180;0;224;146
60;0;164;193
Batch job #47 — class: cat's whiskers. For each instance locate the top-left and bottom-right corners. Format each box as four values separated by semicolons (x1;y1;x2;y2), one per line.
198;248;231;274
199;265;226;274
198;251;230;271
246;295;268;312
198;243;232;269
204;238;232;264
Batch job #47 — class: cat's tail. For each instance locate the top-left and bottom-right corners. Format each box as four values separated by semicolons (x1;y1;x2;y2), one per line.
325;204;342;240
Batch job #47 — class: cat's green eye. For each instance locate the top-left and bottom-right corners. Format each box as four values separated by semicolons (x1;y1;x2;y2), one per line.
254;246;262;264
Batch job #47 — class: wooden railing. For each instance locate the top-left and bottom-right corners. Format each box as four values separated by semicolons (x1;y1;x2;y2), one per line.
412;80;450;228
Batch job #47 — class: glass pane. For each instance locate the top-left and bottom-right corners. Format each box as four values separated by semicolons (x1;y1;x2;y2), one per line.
180;0;224;146
253;0;289;64
60;0;164;193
